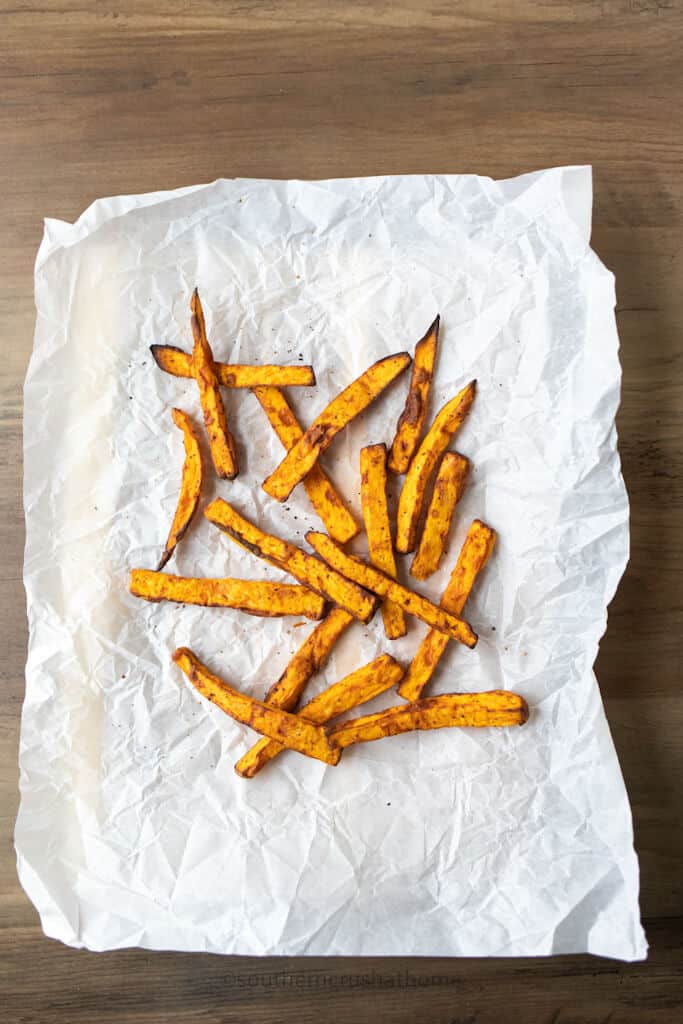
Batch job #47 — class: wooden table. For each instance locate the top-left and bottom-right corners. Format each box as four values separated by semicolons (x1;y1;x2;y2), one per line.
2;3;681;1021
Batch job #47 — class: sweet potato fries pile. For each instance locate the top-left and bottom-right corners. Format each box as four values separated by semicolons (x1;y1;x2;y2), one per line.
130;290;528;777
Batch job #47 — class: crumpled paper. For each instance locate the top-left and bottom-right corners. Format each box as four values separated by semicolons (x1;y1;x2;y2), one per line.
17;167;646;960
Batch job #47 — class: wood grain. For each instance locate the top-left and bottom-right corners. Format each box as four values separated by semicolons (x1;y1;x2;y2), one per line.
1;2;682;1021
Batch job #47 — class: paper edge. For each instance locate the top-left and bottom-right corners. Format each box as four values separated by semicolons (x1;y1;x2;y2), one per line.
34;165;594;266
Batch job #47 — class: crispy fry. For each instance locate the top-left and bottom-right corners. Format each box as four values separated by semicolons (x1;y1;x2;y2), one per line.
253;386;358;543
306;531;477;647
205;499;377;623
329;690;529;748
173;648;340;765
359;444;406;639
130;569;326;619
395;381;476;553
388;316;440;474
262;352;412;501
157;408;203;571
190;289;239;479
235;607;353;776
267;608;354;710
151;344;315;388
410;452;470;581
236;654;404;777
399;520;496;701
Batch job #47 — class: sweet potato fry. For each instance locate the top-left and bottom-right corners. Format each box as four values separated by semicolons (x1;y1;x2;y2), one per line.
130;569;326;619
253;386;358;543
190;289;239;479
262;352;412;501
151;344;315;388
395;381;476;553
359;444;406;639
205;499;377;623
235;607;353;776
399;520;496;701
410;452;470;581
265;608;354;711
235;654;404;777
388;316;440;474
157;408;203;571
306;531;477;648
173;648;340;765
329;690;529;748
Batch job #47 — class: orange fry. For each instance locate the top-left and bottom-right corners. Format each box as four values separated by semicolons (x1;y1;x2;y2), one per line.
151;345;315;388
157;408;203;571
130;570;326;619
173;648;340;765
235;653;404;778
330;690;529;748
205;499;377;623
360;444;406;639
253;386;358;543
395;381;476;553
191;288;239;479
264;608;354;711
389;315;440;474
399;520;496;701
262;352;411;502
235;607;353;777
306;531;477;648
410;452;470;581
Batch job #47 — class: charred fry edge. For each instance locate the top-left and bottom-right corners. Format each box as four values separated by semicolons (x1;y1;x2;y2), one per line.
236;654;404;777
360;444;406;639
399;520;496;701
204;498;378;623
409;452;470;581
395;380;476;553
173;648;340;764
388;315;440;474
262;352;412;502
253;386;359;543
157;408;204;571
329;690;529;748
130;569;326;619
151;344;316;388
306;531;477;648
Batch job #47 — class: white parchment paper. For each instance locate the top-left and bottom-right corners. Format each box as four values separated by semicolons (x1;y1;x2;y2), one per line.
18;168;646;960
